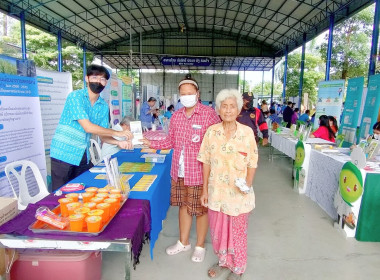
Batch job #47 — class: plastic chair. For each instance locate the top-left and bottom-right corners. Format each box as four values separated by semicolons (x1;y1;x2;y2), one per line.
89;139;102;165
142;126;149;132
5;160;49;210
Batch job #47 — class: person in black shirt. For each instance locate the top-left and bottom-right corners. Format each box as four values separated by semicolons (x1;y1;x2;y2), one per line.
282;101;294;128
236;92;268;145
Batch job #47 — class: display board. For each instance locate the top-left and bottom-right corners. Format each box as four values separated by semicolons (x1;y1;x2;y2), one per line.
313;80;345;128
359;74;380;139
122;83;133;117
0;55;47;197
36;68;72;189
338;77;364;147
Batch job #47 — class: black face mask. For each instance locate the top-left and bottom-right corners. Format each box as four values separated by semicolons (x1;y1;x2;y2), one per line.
246;100;253;108
89;82;105;94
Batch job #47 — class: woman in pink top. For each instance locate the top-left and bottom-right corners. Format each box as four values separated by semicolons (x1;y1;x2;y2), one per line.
142;74;220;263
198;89;258;280
310;115;336;142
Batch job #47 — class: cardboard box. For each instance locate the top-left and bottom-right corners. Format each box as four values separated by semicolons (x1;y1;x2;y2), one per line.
0;197;18;226
0;197;18;277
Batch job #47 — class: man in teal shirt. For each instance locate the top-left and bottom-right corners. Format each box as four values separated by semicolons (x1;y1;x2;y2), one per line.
50;65;133;191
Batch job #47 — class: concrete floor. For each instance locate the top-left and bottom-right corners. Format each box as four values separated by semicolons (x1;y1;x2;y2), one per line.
102;146;380;280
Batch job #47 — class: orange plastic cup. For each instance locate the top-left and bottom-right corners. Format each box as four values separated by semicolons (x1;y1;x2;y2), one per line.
110;189;121;195
69;213;85;231
104;198;118;217
65;193;79;202
96;193;109;199
97;188;109;194
82;192;94;203
96;203;110;223
88;209;104;223
85;187;98;194
74;207;91;218
58;197;73;217
86;215;102;232
90;197;104;204
109;193;122;203
66;202;81;216
83;202;97;210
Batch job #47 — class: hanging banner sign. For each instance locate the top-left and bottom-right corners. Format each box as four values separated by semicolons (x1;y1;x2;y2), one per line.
314;80;345;128
0;55;47;197
161;56;211;67
339;77;364;147
359;74;380;139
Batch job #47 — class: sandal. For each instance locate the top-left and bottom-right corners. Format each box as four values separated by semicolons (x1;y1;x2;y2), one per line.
226;272;243;280
191;246;206;262
166;240;191;255
208;263;228;278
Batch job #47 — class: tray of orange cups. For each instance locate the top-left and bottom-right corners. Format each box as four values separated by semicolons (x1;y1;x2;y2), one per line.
29;188;127;236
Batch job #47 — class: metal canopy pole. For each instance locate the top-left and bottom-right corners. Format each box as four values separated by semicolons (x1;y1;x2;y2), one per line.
261;70;264;98
83;45;87;87
57;30;62;72
298;33;306;110
369;0;380;77
243;70;246;93
20;12;27;60
282;46;288;102
325;13;335;81
270;57;275;104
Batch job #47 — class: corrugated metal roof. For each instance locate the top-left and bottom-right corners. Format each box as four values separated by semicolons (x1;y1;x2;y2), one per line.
0;0;373;70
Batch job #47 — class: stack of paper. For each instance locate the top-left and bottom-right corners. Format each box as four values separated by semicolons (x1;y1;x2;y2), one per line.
131;175;157;192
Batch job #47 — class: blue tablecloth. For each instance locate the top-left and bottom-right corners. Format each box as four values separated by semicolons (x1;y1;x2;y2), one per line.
69;149;172;258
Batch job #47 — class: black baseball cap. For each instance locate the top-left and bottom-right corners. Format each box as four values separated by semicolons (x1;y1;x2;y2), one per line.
242;92;254;100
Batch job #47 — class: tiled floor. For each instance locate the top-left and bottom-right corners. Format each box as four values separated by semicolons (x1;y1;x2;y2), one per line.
102;146;380;280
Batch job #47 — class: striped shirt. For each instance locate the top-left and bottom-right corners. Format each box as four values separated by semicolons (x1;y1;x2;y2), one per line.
50;88;109;165
150;103;220;186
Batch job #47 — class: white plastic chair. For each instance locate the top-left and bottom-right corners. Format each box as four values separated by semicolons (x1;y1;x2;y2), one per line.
89;139;102;165
4;160;49;210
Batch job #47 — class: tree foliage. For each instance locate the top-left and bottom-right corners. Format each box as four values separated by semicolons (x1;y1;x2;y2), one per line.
318;6;374;81
0;20;93;89
251;81;282;96
284;52;325;106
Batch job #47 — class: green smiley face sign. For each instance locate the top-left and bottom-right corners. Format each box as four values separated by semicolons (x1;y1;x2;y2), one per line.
294;141;305;168
339;162;363;205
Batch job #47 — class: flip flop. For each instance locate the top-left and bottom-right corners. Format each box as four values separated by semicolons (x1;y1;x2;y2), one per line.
191;246;206;262
208;263;228;278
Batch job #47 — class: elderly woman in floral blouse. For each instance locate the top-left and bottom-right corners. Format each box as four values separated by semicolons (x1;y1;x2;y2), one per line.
198;89;258;280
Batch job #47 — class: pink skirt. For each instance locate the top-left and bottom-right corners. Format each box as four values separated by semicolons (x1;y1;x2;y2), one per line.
208;209;249;274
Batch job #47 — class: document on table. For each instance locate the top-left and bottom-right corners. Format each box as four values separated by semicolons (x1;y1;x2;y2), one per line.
130;121;143;145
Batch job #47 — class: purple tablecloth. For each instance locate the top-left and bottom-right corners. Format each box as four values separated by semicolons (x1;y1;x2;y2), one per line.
0;194;150;266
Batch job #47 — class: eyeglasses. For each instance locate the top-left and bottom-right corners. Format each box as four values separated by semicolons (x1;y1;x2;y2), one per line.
89;76;107;84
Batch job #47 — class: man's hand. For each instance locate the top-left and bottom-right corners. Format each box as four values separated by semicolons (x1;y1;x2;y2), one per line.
262;138;269;146
140;138;151;147
117;140;133;150
115;130;134;140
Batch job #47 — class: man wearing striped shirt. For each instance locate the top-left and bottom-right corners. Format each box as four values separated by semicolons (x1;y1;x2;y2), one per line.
50;65;133;191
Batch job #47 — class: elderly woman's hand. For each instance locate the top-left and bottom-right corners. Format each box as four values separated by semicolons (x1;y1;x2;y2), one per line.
200;192;208;208
140;138;151;147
